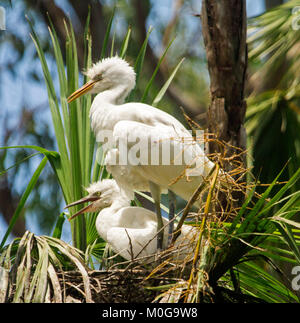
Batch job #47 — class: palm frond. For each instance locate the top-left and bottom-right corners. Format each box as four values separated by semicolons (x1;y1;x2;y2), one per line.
247;0;300;187
0;231;92;303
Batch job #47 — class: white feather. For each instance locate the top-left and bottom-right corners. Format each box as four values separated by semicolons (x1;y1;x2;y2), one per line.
85;179;197;262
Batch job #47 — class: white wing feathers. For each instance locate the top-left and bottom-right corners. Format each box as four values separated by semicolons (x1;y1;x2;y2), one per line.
105;206;197;261
105;119;215;201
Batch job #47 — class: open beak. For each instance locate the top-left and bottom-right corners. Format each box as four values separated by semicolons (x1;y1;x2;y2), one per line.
65;195;99;221
67;80;97;103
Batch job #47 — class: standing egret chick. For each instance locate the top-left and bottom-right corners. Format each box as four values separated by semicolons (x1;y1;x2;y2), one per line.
65;179;197;262
67;56;224;250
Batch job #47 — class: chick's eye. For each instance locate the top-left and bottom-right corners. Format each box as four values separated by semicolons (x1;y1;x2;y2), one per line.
96;191;101;197
94;74;102;82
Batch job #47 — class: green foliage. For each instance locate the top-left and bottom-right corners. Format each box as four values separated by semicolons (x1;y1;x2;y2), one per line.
1;3;300;303
207;168;300;302
247;0;300;188
0;10;179;257
0;146;60;249
157;168;300;303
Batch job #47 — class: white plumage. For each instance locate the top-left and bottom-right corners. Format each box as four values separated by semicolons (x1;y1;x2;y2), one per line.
66;179;197;262
68;56;218;248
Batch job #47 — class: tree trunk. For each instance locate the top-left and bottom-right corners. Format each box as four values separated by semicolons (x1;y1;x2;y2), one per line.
201;0;247;171
200;0;248;283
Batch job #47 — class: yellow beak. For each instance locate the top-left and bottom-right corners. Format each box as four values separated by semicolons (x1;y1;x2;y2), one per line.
67;80;97;103
65;195;99;221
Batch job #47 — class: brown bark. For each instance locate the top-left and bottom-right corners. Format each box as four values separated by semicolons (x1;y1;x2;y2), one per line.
201;0;248;284
201;0;247;170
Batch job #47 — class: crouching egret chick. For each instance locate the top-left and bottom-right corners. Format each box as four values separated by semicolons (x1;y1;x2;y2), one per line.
66;179;197;262
67;56;226;250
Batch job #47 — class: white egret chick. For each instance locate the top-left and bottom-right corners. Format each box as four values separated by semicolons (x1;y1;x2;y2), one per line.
65;179;197;262
67;56;223;250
